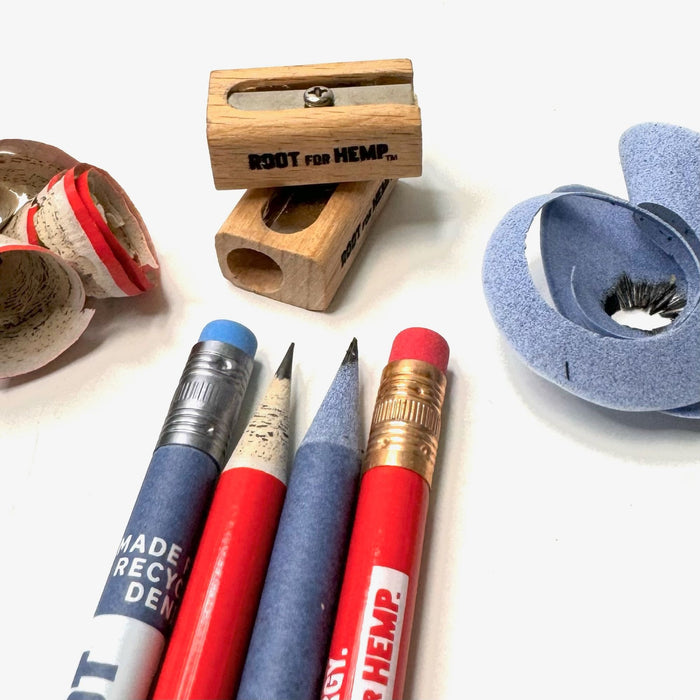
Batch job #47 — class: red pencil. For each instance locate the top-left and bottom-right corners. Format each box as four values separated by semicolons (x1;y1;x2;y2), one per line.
152;344;294;700
321;328;449;700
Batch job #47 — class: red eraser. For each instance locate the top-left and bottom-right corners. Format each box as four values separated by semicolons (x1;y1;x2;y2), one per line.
388;327;449;373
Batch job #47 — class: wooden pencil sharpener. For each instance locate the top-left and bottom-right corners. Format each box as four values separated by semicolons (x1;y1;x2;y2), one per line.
215;179;396;311
206;58;421;189
209;59;420;311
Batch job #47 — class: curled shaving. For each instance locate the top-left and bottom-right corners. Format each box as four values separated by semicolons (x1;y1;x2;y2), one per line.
0;235;94;378
0;139;158;376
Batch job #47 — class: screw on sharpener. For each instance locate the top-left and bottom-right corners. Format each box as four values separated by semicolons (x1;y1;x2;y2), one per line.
304;86;335;108
227;82;414;111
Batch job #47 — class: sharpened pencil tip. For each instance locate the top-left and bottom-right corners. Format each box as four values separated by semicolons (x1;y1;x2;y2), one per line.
299;338;360;451
343;338;358;365
275;343;295;380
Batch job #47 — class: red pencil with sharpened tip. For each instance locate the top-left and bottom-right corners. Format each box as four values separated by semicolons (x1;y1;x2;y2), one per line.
152;344;294;700
320;328;449;700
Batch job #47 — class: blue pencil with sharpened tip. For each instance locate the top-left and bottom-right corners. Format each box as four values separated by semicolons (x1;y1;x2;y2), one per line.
237;338;361;700
66;320;256;700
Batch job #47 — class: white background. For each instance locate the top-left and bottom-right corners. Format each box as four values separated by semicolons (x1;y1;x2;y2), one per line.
3;2;700;698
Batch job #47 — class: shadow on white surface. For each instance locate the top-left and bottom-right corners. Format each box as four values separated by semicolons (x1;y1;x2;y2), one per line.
0;275;170;389
501;342;700;455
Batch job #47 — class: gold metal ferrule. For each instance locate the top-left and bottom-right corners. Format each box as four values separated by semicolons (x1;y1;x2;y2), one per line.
363;358;447;486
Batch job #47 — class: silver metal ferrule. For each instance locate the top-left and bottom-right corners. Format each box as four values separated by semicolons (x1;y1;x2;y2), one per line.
155;340;255;467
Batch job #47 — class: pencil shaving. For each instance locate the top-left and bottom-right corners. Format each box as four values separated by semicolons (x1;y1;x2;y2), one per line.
8;164;159;297
0;139;78;207
0;236;94;378
0;139;159;377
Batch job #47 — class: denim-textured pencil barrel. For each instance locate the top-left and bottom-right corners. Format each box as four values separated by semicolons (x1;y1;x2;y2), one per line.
237;339;361;700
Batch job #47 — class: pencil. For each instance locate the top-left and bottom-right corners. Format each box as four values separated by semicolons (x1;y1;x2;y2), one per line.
66;320;256;700
237;339;362;700
152;343;295;700
320;327;449;700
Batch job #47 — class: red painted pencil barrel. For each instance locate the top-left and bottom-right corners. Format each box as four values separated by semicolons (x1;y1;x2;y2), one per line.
152;467;286;700
321;327;449;700
322;466;429;699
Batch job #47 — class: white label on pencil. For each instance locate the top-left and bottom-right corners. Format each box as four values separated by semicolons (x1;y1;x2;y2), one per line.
350;565;409;700
67;615;164;699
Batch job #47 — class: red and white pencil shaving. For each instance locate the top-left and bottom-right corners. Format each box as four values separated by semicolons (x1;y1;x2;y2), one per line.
0;140;159;377
8;163;157;297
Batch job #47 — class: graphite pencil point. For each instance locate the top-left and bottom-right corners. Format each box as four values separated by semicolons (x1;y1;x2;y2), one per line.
302;340;359;452
225;345;294;480
275;342;295;380
343;337;358;365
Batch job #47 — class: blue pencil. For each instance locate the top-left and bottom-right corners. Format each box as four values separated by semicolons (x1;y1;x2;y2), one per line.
237;338;361;700
66;320;256;700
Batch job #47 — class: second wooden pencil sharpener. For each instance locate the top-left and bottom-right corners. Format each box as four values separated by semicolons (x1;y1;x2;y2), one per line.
208;59;421;310
215;179;396;311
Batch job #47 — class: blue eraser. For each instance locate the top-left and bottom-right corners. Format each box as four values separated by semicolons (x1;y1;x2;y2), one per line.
198;319;257;357
482;123;700;417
